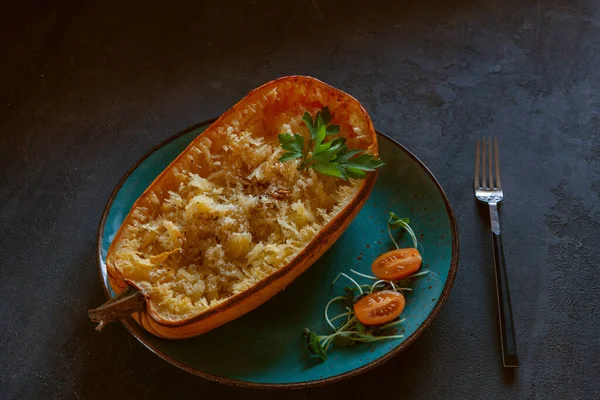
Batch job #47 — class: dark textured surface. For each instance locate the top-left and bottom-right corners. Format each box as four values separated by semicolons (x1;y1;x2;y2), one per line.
1;0;599;398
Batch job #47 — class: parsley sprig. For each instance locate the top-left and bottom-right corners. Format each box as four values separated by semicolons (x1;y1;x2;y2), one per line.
278;107;384;180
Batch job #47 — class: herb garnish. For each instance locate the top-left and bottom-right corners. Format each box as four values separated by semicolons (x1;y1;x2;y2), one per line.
303;214;430;361
278;107;384;180
388;212;418;249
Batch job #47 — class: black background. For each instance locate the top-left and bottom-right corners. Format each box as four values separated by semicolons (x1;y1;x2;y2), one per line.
1;0;599;398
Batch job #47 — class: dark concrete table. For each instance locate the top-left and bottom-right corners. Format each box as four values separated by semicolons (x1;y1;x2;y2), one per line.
2;0;599;398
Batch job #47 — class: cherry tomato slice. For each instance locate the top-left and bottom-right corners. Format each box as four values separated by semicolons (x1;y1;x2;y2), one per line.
353;290;405;325
371;248;422;280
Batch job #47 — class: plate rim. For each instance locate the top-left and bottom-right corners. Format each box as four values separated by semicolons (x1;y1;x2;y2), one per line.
95;119;459;389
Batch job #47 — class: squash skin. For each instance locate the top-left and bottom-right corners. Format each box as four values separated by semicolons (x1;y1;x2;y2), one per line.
106;76;379;339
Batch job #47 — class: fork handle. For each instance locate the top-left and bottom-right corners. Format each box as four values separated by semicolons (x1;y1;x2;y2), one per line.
489;203;519;367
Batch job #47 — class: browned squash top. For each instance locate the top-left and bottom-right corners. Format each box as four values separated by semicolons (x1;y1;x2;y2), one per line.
106;76;377;322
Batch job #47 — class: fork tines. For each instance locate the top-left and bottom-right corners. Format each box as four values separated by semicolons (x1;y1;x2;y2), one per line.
474;137;501;191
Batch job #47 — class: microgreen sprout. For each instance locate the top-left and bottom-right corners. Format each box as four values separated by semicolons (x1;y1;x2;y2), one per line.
324;296;347;330
349;269;378;280
380;318;407;331
305;288;403;360
388;212;418;249
371;280;393;293
303;213;432;361
304;272;407;361
332;272;363;294
405;270;431;279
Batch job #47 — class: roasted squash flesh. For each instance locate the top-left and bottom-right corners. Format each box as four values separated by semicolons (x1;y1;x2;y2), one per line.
105;76;378;338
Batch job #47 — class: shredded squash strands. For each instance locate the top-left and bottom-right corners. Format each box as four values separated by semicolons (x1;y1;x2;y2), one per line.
89;76;380;338
112;129;361;321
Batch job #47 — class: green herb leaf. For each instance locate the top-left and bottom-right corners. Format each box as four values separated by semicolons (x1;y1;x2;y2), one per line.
278;133;305;163
321;106;332;125
341;154;385;171
314;124;327;150
304;328;327;361
332;333;356;347
335;149;361;163
344;166;367;179
279;152;302;162
328;136;347;152
278;133;304;153
326;124;340;135
344;286;358;306
302;112;316;139
313;162;344;179
313;150;338;164
388;211;418;248
388;212;410;228
355;321;367;334
277;133;295;146
316;112;324;132
279;107;384;180
314;142;332;155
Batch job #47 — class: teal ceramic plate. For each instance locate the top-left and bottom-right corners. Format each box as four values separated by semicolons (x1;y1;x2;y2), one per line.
97;119;458;388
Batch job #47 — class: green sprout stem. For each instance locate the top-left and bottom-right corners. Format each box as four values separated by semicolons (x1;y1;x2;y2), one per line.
360;284;375;290
330;312;352;322
322;316;357;350
380;318;407;331
371;280;392;293
350;269;378;280
387;223;401;250
351;335;404;342
387;214;418;249
333;272;363;294
399;220;418;248
405;270;430;279
324;296;347;330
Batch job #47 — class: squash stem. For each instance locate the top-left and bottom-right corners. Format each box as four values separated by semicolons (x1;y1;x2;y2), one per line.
88;286;146;331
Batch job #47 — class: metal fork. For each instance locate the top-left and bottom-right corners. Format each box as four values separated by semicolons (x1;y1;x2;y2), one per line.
474;137;519;368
